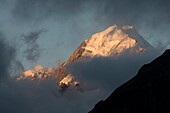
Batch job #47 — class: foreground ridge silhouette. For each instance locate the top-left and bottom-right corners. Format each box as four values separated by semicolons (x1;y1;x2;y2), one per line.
89;49;170;113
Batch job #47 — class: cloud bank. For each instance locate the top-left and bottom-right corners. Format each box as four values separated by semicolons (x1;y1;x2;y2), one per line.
0;46;159;113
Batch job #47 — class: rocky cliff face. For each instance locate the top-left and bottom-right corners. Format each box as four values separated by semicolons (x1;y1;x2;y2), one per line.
89;49;170;113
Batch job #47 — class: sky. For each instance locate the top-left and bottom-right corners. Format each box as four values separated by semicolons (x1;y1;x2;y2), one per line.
0;0;170;113
0;0;170;69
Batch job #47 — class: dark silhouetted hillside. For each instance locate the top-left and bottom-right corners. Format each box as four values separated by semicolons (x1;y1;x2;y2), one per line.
89;49;170;113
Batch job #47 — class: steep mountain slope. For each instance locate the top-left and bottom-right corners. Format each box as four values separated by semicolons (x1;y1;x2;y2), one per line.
56;25;156;87
89;49;170;113
66;25;153;64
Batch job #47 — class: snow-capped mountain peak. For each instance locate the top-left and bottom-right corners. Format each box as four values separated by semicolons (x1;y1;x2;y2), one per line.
66;25;152;64
82;25;140;56
16;24;155;90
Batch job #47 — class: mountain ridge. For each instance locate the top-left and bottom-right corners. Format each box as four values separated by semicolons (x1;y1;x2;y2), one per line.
16;24;157;89
66;25;154;64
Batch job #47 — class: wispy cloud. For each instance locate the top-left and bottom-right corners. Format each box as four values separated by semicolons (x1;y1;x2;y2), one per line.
21;29;47;62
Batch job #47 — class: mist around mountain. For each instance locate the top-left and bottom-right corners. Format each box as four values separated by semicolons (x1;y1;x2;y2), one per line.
16;25;159;92
0;25;160;113
56;25;159;87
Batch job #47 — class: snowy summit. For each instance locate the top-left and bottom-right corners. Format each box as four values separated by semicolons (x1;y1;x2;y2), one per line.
16;24;155;88
66;25;153;64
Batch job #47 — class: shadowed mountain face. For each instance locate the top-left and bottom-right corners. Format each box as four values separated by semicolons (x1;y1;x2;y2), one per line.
89;49;170;113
